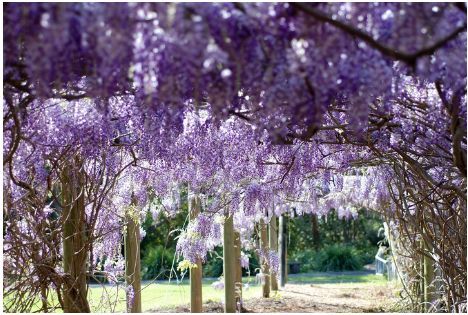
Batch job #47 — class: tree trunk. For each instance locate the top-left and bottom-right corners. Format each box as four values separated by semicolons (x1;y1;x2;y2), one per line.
189;194;203;313
234;231;242;311
125;195;142;313
268;215;278;291
223;213;236;313
61;162;90;313
259;219;270;298
279;214;288;287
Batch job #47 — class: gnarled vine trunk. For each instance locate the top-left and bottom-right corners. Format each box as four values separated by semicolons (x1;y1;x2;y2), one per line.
61;161;90;313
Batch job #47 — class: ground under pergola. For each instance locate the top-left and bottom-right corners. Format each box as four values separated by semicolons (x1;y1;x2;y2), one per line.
152;273;400;313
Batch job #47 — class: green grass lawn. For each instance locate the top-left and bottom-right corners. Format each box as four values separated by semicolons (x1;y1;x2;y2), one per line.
287;272;389;285
8;277;262;313
86;278;263;312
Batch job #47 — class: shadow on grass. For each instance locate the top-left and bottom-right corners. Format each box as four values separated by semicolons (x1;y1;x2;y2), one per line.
287;271;387;285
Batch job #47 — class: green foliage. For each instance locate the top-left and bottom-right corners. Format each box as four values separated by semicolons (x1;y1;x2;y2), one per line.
355;247;377;265
315;245;363;271
289;208;383;254
245;252;260;276
142;245;176;280
203;248;261;278
293;249;317;273
290;208;384;272
203;248;224;278
293;246;365;272
140;187;188;280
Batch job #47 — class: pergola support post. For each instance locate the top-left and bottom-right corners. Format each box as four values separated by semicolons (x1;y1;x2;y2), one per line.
279;214;288;287
223;213;236;313
189;194;203;313
269;215;278;291
260;219;270;298
125;195;142;313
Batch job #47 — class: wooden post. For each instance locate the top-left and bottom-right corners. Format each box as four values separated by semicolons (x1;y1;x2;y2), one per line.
61;162;90;313
223;213;236;313
260;219;270;298
285;217;288;283
125;195;142;313
269;215;278;291
279;214;287;287
234;232;242;310
189;194;203;313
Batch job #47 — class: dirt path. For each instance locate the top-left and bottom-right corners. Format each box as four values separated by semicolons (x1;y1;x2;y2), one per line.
152;281;399;313
241;282;397;313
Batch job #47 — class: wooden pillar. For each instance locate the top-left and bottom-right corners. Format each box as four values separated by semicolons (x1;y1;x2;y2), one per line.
269;215;278;291
189;195;203;313
125;195;142;313
279;214;288;287
285;216;288;283
260;219;270;298
223;213;236;313
234;232;242;310
61;162;90;313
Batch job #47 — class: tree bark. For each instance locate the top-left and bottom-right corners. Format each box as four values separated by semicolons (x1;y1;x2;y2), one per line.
268;215;278;291
61;162;90;313
125;195;142;313
223;213;236;313
259;219;270;298
189;194;203;313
